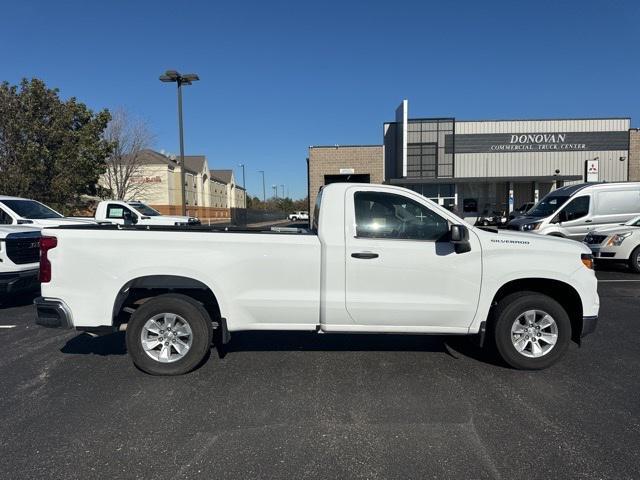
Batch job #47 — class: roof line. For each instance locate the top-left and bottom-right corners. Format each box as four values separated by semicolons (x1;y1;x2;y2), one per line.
309;144;383;149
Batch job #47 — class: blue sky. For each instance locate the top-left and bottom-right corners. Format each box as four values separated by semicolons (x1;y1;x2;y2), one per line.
2;0;638;199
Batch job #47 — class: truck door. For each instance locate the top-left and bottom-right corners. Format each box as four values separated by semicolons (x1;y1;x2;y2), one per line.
344;187;482;329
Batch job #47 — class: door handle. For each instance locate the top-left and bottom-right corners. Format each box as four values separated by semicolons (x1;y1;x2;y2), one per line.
351;252;379;259
585;219;592;223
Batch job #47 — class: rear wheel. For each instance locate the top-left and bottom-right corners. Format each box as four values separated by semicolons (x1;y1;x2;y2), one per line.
492;292;571;370
628;246;640;273
126;294;213;375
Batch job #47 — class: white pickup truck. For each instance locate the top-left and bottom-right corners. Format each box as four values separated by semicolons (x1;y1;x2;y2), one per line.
0;196;96;227
35;183;599;375
288;211;309;222
94;200;200;226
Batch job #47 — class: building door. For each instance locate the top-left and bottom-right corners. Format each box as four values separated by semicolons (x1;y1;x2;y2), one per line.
324;174;370;185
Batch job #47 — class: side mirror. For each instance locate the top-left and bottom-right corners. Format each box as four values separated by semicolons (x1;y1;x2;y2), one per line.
552;211;567;224
450;224;471;254
123;210;137;225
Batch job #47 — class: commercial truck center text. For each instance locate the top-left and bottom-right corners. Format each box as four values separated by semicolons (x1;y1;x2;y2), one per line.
308;100;639;217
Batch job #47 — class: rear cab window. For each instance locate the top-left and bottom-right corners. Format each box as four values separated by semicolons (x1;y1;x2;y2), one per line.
312;189;323;234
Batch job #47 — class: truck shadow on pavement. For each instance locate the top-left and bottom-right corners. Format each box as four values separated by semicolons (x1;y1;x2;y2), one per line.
61;332;127;356
0;291;40;309
59;330;501;366
222;331;500;365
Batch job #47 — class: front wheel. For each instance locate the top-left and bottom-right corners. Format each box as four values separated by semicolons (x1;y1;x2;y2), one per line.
126;294;213;375
492;292;571;370
628;246;640;273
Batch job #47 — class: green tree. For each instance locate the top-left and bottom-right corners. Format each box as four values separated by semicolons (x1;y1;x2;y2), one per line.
0;78;111;212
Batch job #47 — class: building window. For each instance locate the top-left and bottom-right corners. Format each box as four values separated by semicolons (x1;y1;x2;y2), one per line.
405;119;454;178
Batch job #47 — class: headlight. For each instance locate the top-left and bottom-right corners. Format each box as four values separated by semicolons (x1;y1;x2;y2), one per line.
606;232;632;246
521;222;542;231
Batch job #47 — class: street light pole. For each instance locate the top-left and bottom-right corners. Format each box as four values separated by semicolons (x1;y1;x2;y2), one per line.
159;70;199;216
176;82;186;215
258;170;266;202
280;184;285;199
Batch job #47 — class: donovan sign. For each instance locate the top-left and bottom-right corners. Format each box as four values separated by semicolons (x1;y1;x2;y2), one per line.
445;131;629;154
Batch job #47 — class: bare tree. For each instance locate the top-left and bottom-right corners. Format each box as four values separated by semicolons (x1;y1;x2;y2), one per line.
102;108;155;200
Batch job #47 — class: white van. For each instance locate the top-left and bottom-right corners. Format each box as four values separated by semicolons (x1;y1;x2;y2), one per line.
506;182;640;241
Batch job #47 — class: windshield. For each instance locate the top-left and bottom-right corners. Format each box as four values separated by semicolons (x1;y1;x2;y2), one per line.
128;203;161;216
1;199;63;219
527;195;570;217
625;215;640;227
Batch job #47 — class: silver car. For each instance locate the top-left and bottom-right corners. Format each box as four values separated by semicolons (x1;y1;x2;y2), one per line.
584;215;640;273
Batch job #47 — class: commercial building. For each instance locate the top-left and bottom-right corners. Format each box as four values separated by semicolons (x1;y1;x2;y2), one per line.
308;100;637;218
99;149;245;220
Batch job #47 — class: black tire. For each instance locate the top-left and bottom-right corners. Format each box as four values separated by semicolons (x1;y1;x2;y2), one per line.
628;246;640;274
492;292;571;370
126;294;213;375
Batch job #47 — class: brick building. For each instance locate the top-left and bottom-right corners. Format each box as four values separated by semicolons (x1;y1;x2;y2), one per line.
307;145;383;218
308;100;637;219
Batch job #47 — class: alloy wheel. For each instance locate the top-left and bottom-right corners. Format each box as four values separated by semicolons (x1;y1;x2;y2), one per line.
140;313;193;363
510;309;558;358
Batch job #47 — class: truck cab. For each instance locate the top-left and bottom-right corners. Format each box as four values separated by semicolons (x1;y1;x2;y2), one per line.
94;200;200;226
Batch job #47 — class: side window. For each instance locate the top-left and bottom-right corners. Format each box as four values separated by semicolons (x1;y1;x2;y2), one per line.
561;196;590;221
0;207;13;225
106;204;130;219
596;190;640;215
354;191;449;241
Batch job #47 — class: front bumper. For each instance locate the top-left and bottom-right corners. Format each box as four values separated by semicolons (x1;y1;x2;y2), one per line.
34;297;74;329
588;245;618;259
0;269;39;296
581;315;598;338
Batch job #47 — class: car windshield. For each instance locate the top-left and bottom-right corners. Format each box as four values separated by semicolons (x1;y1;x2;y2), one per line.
527;195;570;217
128;203;161;216
1;199;63;219
625;215;640;227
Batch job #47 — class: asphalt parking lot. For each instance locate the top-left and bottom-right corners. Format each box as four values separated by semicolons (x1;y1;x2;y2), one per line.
1;267;639;480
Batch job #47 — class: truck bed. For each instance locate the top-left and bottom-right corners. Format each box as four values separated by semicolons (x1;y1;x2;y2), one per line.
40;225;322;330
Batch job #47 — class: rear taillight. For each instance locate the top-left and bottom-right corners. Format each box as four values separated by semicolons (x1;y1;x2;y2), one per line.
39;236;58;283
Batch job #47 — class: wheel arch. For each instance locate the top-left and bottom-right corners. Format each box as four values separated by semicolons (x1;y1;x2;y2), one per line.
490;278;583;343
112;275;221;328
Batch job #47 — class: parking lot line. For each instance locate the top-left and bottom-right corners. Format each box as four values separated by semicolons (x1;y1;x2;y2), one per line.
0;325;17;329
